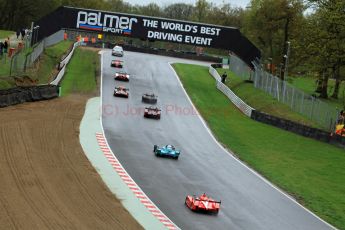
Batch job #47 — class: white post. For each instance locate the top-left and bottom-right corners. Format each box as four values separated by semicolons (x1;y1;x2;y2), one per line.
30;22;34;47
284;41;290;81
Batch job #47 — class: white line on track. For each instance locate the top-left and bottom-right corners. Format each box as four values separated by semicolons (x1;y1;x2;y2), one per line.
98;51;180;230
168;62;337;230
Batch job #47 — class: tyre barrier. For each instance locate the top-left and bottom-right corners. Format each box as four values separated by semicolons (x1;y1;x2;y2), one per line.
0;85;58;108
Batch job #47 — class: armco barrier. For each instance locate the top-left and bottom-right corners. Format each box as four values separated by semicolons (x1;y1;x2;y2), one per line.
50;42;82;85
209;65;222;81
217;81;254;117
0;85;58;108
209;66;254;117
209;66;345;148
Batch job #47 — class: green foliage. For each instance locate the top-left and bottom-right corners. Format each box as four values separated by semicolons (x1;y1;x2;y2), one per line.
0;79;12;89
34;41;73;84
207;4;245;28
164;3;194;20
242;0;305;63
60;48;98;96
0;56;11;78
193;0;211;22
0;30;14;39
174;63;345;230
290;76;345;109
0;0;60;30
292;0;345;98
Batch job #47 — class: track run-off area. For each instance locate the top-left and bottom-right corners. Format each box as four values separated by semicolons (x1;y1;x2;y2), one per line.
101;51;333;230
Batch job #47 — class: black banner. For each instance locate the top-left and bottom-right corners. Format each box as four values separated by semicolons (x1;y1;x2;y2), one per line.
36;6;260;67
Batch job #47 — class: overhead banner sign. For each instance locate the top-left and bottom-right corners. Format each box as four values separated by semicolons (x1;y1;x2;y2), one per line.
36;6;261;67
75;9;223;47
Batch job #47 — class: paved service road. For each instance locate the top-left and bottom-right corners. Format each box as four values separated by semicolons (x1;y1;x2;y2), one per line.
102;51;333;230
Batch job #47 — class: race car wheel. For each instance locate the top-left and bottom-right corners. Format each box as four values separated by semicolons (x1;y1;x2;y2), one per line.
174;156;179;160
153;145;158;152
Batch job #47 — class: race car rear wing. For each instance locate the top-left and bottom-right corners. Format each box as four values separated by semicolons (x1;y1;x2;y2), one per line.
143;93;157;97
115;87;129;90
116;71;128;74
194;196;221;203
145;107;161;111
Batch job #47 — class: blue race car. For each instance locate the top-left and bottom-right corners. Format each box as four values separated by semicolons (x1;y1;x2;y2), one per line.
153;145;180;159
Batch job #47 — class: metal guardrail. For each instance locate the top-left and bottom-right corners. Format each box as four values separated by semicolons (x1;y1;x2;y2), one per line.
50;41;82;85
208;66;221;82
209;66;254;117
216;81;254;117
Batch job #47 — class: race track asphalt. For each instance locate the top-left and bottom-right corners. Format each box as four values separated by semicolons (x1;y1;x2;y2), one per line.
101;51;332;230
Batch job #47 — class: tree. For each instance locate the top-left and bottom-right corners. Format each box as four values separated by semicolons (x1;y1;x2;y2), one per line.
207;4;245;28
298;0;345;98
0;0;60;30
193;0;211;22
242;0;305;78
164;3;194;21
134;3;162;17
105;0;132;13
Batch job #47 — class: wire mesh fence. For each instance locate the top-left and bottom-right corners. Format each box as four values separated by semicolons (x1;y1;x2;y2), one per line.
8;30;64;77
229;54;253;80
252;61;338;131
228;54;338;131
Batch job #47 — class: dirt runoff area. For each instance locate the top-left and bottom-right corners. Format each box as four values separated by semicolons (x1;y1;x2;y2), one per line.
0;95;142;230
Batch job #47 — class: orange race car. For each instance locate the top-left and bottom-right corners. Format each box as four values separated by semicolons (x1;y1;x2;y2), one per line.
113;86;129;98
185;193;221;214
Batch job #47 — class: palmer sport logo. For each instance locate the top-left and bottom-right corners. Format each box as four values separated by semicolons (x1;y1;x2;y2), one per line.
77;11;138;35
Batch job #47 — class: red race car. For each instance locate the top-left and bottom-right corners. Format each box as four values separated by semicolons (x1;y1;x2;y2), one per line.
185;193;221;214
113;86;129;98
144;106;161;119
111;60;123;68
114;71;129;82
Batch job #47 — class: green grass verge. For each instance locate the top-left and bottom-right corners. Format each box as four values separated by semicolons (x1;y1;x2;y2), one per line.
0;30;14;39
0;78;12;89
173;63;345;229
35;41;73;84
0;40;72;88
60;48;98;96
0;57;11;78
218;69;320;128
290;77;345;110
